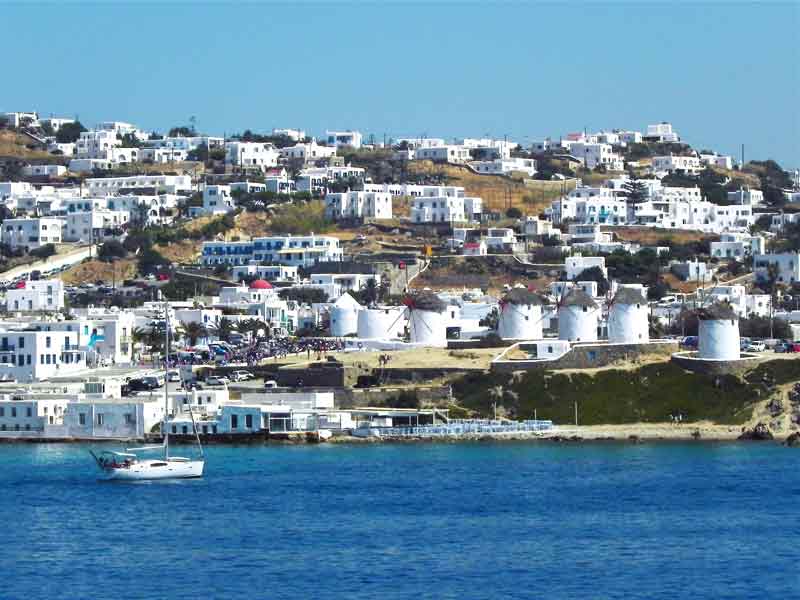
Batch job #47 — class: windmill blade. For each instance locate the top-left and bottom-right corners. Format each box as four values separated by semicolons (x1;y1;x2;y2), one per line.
387;306;408;334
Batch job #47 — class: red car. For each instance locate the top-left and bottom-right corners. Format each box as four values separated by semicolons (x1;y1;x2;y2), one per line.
156;273;170;281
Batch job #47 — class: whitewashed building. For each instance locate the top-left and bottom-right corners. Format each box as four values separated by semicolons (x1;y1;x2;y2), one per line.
225;142;280;171
1;217;63;250
5;279;65;312
202;234;343;267
324;191;392;221
754;253;800;285
325;130;362;149
415;145;471;164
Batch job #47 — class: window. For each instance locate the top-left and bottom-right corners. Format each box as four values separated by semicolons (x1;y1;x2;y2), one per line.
26;407;32;417
96;414;103;425
0;407;3;417
79;413;86;425
18;337;24;349
124;414;134;425
11;407;16;417
245;414;253;429
231;414;239;429
46;337;51;348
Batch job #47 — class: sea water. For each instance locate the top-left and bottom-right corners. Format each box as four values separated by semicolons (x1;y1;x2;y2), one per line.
0;442;797;599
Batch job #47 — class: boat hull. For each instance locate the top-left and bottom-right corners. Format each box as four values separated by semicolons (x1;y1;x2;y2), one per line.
99;458;204;481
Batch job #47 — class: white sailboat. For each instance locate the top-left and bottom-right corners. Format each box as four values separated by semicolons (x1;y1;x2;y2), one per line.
91;302;205;481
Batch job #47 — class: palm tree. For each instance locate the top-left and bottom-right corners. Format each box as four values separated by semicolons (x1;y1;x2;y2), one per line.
212;316;235;342
183;321;208;346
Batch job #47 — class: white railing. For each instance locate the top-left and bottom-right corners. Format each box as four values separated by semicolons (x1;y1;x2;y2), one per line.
361;419;554;438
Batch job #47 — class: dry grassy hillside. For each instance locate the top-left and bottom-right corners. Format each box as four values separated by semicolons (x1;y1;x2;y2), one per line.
406;160;576;215
0;130;54;160
604;226;713;245
61;258;138;285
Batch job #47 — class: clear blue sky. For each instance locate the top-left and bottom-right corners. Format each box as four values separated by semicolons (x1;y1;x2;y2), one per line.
2;1;798;167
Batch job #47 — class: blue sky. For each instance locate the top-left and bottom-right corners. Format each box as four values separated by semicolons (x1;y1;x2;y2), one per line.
2;1;798;166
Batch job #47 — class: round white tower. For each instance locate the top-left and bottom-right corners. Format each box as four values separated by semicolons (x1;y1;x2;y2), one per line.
607;288;650;343
406;292;447;347
497;288;547;340
357;306;406;339
558;288;599;342
330;294;361;337
698;303;740;360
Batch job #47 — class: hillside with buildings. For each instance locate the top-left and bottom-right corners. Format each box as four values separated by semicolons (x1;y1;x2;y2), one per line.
0;111;799;442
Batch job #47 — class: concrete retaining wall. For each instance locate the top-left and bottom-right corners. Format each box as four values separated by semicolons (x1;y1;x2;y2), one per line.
492;340;679;372
670;352;761;376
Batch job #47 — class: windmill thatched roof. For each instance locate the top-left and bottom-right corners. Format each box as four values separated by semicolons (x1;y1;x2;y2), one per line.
503;288;549;306
697;302;738;321
560;288;598;309
404;291;446;313
612;287;647;305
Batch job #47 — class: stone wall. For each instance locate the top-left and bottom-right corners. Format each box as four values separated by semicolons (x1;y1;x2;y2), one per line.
492;340;679;372
670;352;761;376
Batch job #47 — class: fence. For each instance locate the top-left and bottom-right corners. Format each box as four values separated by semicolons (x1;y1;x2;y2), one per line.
365;419;554;438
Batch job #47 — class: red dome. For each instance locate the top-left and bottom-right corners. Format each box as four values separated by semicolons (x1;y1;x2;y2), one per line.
249;279;273;290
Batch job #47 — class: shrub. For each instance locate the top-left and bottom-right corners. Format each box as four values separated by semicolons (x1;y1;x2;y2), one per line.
29;244;56;260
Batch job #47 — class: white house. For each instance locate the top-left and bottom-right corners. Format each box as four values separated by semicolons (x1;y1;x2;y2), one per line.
202;185;235;215
645;123;680;143
63;209;129;242
470;158;537;177
754;253;800;285
565;254;607;280
272;128;306;141
411;196;482;223
23;165;66;178
295;165;366;194
279;141;336;162
326;130;362;149
566;142;623;171
5;279;65;312
727;187;763;206
651;154;702;175
710;232;766;260
0;328;87;382
85;175;192;195
225;142;280;171
202;234;343;268
324;191;392;221
231;264;299;283
415;145;471;164
1;217;63;250
68;158;113;173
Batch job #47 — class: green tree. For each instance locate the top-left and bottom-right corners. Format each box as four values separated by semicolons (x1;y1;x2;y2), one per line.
56;121;87;143
98;240;127;262
182;321;208;346
212;316;235;342
575;265;610;295
621;172;647;204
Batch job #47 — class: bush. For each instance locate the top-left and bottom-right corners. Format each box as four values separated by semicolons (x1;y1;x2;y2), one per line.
98;240;127;262
505;207;523;219
278;287;328;304
29;244;56;260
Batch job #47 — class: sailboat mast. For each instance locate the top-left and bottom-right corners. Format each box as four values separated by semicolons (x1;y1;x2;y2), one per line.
164;300;170;459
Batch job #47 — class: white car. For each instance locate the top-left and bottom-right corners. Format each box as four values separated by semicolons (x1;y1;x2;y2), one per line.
167;371;181;382
205;376;229;386
745;342;766;352
230;370;253;382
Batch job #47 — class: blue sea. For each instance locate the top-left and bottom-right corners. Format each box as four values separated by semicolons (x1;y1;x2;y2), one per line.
0;442;797;599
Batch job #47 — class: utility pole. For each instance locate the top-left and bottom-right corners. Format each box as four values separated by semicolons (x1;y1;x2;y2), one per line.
574;401;578;426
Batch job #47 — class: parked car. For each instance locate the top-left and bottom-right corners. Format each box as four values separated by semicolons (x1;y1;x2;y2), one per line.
205;376;229;387
230;370;253;382
775;341;800;353
167;370;181;382
745;342;766;352
680;336;698;349
264;380;278;389
184;381;202;391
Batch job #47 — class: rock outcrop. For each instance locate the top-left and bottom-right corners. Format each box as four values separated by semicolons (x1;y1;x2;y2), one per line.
737;422;774;441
